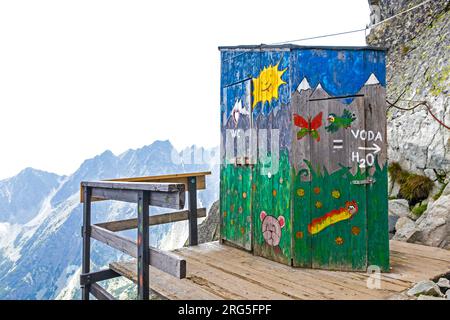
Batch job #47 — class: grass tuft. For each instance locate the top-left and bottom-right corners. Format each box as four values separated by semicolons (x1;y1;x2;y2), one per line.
398;174;434;206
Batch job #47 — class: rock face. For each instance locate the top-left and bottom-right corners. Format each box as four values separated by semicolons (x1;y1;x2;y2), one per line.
367;0;450;174
388;199;410;217
410;183;450;248
393;216;416;241
406;280;443;297
437;277;450;290
196;200;220;244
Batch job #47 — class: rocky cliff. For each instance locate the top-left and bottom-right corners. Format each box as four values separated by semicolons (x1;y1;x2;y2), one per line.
367;0;450;250
367;0;450;179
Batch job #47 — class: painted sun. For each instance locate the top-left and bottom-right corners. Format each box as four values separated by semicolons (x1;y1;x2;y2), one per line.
252;62;287;108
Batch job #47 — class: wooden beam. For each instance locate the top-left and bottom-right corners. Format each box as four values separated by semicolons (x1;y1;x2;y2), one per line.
81;187;92;300
80;171;211;203
91;225;136;257
90;225;186;279
88;186;185;209
80;269;121;286
95;208;207;232
107;171;211;190
137;191;150;300
188;176;198;246
81;181;186;192
90;283;115;300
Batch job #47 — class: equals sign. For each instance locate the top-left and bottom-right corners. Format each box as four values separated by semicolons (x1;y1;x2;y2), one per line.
333;139;343;149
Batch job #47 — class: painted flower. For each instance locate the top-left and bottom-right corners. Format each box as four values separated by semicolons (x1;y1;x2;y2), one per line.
331;190;341;199
279;177;284;184
296;231;304;239
252;184;257;192
351;226;361;236
230;219;235;225
313;187;321;194
315;201;323;209
240;227;245;235
335;236;344;245
242;192;247;199
238;206;243;214
223;211;227;218
230;204;235;212
272;189;277;197
297;188;305;197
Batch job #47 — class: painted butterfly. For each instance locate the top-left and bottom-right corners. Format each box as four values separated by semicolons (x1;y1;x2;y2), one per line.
293;112;323;142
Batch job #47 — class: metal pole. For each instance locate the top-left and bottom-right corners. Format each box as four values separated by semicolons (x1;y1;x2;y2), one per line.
188;177;198;246
81;186;92;300
137;191;150;300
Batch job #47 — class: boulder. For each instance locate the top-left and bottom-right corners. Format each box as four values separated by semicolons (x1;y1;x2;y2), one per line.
196;200;220;244
436;278;450;290
388;199;410;218
406;280;443;297
388;214;399;233
412;183;450;249
392;217;416;242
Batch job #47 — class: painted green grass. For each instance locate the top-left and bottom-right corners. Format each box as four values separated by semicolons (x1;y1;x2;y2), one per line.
293;159;389;271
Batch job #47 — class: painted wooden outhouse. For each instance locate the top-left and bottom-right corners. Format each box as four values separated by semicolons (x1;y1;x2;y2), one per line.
219;45;389;271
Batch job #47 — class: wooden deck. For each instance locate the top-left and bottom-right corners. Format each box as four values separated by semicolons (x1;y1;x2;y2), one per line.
110;240;450;300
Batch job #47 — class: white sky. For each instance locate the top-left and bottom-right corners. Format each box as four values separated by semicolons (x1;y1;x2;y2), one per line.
0;0;371;179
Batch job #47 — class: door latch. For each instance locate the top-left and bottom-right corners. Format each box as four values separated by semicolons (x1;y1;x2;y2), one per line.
351;177;376;185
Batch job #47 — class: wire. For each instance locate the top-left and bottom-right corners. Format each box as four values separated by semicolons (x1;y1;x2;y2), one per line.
370;0;432;29
271;28;368;45
386;99;450;131
270;0;433;45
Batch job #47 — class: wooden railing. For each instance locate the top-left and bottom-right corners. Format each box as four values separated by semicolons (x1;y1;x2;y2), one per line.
79;171;211;300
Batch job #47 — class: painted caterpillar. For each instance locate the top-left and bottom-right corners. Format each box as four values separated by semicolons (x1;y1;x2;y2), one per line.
308;200;358;235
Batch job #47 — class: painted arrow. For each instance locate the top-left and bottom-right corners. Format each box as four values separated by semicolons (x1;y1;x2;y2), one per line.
358;143;381;154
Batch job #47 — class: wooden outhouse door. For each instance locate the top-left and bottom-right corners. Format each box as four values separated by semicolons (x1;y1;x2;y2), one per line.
220;80;253;251
292;83;385;271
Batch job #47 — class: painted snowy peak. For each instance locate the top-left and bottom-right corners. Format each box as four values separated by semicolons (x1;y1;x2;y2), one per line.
296;78;311;92
296;73;381;97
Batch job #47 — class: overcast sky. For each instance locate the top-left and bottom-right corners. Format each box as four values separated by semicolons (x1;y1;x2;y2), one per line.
0;0;371;179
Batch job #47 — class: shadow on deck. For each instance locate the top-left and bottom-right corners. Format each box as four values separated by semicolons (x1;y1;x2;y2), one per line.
110;240;450;300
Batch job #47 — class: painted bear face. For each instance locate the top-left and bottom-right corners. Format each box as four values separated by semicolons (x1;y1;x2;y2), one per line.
260;211;285;247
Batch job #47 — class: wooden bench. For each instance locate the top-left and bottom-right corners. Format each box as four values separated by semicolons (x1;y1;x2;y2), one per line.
79;172;211;300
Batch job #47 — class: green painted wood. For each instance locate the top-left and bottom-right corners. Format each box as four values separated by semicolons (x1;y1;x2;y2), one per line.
291;88;312;268
364;84;389;272
253;150;292;265
220;164;252;251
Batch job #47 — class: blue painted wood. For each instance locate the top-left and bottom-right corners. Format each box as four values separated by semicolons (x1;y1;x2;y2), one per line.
219;46;388;271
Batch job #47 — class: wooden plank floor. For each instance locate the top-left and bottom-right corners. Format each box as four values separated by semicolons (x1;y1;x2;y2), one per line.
110;240;450;300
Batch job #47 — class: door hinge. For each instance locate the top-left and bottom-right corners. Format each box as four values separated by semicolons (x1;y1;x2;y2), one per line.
351;177;376;185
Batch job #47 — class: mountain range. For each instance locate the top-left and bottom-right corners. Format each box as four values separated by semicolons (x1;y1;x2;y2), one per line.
0;140;219;299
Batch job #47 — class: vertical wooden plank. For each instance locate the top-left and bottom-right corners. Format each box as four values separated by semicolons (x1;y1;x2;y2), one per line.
291;85;312;268
220;79;253;251
308;86;330;270
137;191;150;300
188;177;198;246
81;186;92;300
326;97;351;270
364;80;389;272
347;96;368;271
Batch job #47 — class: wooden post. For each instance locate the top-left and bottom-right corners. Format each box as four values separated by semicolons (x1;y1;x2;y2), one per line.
137;191;150;300
81;187;92;300
188;177;198;246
